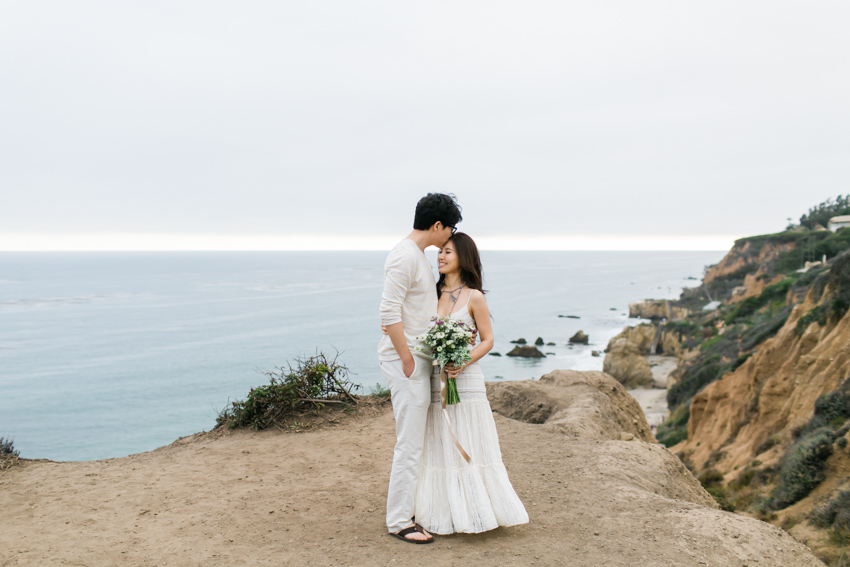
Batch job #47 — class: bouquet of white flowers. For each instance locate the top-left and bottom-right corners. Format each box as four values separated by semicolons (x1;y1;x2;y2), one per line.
417;316;475;404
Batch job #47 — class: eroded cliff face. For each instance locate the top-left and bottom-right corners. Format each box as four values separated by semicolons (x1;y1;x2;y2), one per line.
679;284;850;473
704;239;797;286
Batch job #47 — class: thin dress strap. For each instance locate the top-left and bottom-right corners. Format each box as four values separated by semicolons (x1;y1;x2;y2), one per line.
464;289;474;307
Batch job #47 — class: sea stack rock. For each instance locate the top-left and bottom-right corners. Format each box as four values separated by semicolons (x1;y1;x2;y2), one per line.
506;345;546;358
510;338;528;344
602;338;653;388
535;337;545;346
569;330;589;344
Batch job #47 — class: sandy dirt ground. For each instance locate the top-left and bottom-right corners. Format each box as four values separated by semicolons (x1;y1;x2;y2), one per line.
0;398;823;567
628;388;669;429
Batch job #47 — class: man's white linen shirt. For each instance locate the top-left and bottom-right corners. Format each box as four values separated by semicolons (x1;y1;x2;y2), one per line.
378;238;437;362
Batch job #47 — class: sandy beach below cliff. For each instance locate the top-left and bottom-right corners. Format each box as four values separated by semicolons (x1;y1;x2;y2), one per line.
0;372;824;567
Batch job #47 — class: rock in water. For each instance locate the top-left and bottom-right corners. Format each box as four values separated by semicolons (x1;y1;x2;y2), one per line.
591;350;600;357
510;338;527;344
602;339;653;388
535;337;545;346
489;352;502;357
506;345;546;358
569;330;589;344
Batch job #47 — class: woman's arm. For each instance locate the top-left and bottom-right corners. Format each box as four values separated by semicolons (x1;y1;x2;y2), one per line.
446;290;492;377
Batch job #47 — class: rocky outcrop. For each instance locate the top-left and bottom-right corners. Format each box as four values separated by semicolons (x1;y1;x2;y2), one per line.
703;238;797;285
534;337;545;345
628;300;689;321
606;323;683;358
486;370;656;442
506;345;545;358
602;339;654;388
510;338;527;344
568;330;589;344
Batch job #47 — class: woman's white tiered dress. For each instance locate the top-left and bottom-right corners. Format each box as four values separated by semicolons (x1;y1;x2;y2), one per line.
413;302;529;534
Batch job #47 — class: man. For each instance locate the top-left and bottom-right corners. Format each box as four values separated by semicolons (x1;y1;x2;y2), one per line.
378;193;462;544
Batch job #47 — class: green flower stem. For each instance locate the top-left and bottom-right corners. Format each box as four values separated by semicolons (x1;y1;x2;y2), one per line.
446;377;460;405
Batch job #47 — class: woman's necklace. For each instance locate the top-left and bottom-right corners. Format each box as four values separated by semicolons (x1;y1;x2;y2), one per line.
443;284;465;316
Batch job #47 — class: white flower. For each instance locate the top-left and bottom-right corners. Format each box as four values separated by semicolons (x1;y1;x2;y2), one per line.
437;346;443;351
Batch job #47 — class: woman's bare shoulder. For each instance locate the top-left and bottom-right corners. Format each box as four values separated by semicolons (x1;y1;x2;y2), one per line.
468;289;488;308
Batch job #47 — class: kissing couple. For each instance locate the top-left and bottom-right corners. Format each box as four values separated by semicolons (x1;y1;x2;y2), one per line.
378;193;528;543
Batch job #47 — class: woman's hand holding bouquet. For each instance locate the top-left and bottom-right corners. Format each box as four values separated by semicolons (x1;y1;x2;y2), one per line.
416;316;475;404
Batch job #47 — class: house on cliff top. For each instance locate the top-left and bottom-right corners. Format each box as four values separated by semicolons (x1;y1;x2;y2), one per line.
827;215;850;232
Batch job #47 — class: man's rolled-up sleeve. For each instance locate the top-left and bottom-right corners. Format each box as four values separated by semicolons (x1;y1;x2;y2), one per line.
380;252;412;326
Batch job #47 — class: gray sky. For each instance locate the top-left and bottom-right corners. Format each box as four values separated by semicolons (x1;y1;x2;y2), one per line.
2;1;849;250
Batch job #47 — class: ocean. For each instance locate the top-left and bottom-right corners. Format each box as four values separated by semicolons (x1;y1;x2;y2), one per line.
0;250;722;461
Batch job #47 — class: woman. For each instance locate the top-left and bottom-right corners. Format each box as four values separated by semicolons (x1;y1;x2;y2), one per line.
413;232;529;535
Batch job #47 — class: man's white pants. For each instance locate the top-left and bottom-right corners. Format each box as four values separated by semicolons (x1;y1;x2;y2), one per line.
381;356;432;533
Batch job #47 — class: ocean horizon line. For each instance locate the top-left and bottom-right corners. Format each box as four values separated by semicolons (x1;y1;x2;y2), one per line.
0;233;740;252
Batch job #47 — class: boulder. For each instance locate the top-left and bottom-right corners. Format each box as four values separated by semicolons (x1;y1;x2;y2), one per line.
489;352;502;357
546;342;556;346
591;350;601;357
535;337;545;346
510;338;527;344
602;339;653;388
506;345;546;358
568;330;589;344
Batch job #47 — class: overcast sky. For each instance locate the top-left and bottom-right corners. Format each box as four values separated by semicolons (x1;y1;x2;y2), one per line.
2;1;849;250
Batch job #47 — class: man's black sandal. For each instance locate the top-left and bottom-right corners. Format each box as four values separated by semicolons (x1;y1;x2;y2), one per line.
390;526;434;544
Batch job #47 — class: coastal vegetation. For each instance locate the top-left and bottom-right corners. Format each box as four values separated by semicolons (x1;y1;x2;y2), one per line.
796;194;850;230
216;352;361;431
0;436;19;470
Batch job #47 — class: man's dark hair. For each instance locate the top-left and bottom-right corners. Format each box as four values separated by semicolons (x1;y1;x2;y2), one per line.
412;193;462;230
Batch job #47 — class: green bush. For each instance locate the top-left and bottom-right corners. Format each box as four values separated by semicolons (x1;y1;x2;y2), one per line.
668;353;732;409
810;490;850;544
369;382;390;398
807;384;850;432
0;436;20;470
767;428;834;510
656;403;689;447
698;468;725;487
216;352;360;430
740;305;792;351
809;490;850;531
796;305;827;335
724;279;794;324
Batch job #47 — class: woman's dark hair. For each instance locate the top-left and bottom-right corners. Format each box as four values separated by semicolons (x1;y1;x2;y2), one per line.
413;193;462;230
436;232;486;297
